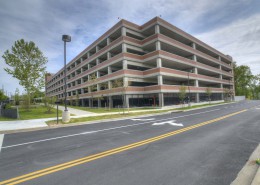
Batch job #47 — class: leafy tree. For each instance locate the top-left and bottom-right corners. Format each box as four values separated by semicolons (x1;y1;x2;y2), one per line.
112;78;131;113
112;78;124;113
233;62;254;98
88;73;98;107
248;75;260;100
0;90;8;102
178;85;187;106
205;87;212;104
2;39;48;108
43;96;55;113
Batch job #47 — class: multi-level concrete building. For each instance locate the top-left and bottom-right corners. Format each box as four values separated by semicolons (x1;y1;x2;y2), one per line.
45;17;234;108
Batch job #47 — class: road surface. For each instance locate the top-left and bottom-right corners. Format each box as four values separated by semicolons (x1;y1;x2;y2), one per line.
0;100;259;185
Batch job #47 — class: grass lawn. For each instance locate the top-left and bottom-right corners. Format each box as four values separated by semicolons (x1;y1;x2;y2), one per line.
66;105;157;113
19;106;63;120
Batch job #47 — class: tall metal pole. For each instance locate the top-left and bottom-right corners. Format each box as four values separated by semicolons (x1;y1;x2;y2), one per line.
62;35;71;123
188;71;191;106
64;41;67;111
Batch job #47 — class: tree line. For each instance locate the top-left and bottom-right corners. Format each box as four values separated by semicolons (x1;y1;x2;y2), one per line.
233;62;260;99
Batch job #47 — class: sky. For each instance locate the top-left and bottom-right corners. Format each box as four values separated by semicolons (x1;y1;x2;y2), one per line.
0;0;260;95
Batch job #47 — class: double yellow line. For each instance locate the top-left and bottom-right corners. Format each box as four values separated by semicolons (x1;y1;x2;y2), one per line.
0;109;247;185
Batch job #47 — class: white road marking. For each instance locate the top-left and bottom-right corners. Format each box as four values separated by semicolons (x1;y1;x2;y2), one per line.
152;120;183;127
131;118;155;121
0;134;4;153
2;108;221;149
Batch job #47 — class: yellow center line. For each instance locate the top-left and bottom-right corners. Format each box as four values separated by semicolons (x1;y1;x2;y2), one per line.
0;109;247;185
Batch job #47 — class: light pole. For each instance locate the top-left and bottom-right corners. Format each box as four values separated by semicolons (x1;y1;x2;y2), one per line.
62;34;71;123
187;69;191;107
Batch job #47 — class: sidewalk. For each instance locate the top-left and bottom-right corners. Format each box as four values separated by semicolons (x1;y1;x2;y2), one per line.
57;105;95;116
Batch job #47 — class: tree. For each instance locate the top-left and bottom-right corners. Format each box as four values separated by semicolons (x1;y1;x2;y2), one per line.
112;78;125;113
0;90;8;102
178;85;187;107
2;39;48;108
233;62;254;98
43;96;55;113
88;73;98;107
205;87;212;104
248;75;260;100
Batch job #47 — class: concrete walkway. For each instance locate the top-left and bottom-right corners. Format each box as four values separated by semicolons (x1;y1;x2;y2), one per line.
0;119;51;132
57;105;96;116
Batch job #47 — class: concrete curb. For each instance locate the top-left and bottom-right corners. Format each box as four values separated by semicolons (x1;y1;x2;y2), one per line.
231;143;260;185
251;152;260;185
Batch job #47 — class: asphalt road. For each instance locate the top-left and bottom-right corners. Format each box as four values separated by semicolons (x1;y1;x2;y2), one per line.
0;100;260;185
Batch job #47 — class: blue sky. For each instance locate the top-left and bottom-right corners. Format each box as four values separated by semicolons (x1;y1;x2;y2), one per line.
0;0;260;95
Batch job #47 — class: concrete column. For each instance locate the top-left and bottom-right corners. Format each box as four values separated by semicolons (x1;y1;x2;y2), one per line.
80;58;83;62
97;71;100;78
123;77;128;87
156;58;162;67
219;65;222;70
195;93;200;103
157;75;163;85
109;96;113;108
219;74;223;79
218;56;221;61
121;27;127;36
155;24;160;34
194;67;198;74
108;81;112;89
122;43;127;53
107;52;111;59
88;64;90;70
88;98;91;107
81;99;85;106
193;55;197;61
108;66;112;74
96;46;99;52
220;83;223;88
192;43;196;49
195;80;199;87
159;93;164;107
98;98;101;108
96;58;100;65
107;37;111;45
156;41;161;50
124;94;129;108
221;93;224;101
87;52;90;58
97;84;100;91
123;60;128;69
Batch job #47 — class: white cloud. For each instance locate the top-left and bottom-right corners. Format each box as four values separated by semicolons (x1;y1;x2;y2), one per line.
0;0;259;94
195;13;260;75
